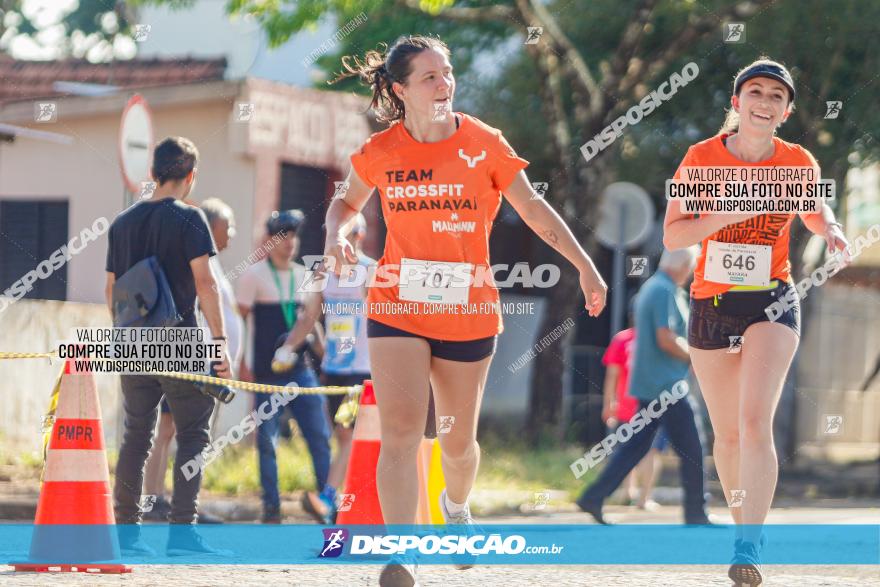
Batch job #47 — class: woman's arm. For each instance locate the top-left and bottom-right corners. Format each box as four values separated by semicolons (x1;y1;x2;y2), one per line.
663;198;759;250
602;366;620;424
503;172;607;316
504;172;590;269
324;168;374;272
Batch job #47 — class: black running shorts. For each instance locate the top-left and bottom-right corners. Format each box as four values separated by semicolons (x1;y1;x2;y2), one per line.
688;280;801;350
367;319;497;362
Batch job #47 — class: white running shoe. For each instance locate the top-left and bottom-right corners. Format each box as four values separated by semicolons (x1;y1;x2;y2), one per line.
379;555;419;587
439;488;477;570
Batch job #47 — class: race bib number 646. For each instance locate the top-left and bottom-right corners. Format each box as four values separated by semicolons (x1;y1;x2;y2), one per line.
704;241;771;286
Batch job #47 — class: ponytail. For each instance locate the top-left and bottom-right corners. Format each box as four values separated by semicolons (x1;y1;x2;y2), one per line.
719;108;740;135
333;35;450;125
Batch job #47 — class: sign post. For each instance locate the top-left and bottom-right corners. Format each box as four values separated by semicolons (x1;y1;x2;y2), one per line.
118;95;155;208
595;182;655;338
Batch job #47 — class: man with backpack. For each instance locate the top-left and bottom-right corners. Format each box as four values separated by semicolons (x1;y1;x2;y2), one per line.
105;136;230;555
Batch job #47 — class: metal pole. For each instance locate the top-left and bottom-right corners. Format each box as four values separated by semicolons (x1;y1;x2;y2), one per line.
610;201;626;338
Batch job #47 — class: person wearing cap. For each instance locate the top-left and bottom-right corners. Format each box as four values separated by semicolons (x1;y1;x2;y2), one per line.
273;213;375;522
235;209;332;524
663;57;849;585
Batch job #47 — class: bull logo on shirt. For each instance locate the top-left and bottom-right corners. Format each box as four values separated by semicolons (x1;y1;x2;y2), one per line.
458;149;487;168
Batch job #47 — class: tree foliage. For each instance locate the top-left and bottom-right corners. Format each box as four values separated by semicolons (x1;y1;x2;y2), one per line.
134;0;880;437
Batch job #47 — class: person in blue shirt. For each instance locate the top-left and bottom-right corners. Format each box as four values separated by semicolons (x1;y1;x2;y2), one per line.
577;247;713;525
295;214;375;520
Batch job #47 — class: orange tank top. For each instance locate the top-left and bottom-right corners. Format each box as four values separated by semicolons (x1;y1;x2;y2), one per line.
350;113;529;340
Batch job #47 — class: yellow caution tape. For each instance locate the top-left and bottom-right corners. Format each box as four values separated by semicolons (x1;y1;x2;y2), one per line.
0;351;361;396
333;389;361;428
152;370;360;396
40;369;63;478
0;352;57;360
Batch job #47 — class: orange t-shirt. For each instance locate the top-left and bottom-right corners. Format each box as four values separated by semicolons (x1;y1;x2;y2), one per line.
673;133;820;299
350;113;529;340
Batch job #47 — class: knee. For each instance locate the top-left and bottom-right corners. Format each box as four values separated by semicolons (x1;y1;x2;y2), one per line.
380;424;423;458
740;414;773;445
122;424;154;452
713;429;740;452
174;426;210;448
256;428;275;452
441;437;478;465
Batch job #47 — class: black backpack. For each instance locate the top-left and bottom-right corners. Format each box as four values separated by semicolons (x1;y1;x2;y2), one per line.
112;256;181;327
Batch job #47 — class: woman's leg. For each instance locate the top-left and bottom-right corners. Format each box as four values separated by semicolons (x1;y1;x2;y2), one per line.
625;469;640;503
369;337;432;524
690;348;743;529
144;412;175;497
738;322;798;543
429;354;493;504
635;449;660;508
327;425;354;492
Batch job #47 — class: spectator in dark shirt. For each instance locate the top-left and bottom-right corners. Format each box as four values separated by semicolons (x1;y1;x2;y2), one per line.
105;137;230;555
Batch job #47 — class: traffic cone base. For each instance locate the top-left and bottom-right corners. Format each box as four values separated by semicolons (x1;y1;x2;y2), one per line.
12;562;132;574
337;381;383;524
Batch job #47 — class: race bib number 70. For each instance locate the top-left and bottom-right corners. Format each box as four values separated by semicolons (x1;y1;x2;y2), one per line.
704;241;771;287
398;258;472;305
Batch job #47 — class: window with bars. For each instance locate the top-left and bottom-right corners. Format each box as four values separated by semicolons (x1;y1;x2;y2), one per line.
0;200;69;301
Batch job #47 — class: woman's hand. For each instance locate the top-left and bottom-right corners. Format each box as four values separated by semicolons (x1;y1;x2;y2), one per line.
580;263;608;317
322;235;358;277
602;402;618;425
824;223;849;257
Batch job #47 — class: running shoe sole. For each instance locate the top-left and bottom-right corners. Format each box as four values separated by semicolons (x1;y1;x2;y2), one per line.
379;562;419;587
728;563;763;586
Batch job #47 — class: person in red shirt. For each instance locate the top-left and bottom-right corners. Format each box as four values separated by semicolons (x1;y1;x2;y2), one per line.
325;35;607;586
664;58;849;586
602;307;663;510
602;326;639;428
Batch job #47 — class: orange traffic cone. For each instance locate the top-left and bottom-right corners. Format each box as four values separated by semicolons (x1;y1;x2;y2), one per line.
12;360;130;573
336;380;446;525
336;380;383;524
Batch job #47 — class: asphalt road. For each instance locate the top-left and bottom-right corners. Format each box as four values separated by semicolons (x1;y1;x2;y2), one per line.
3;504;878;586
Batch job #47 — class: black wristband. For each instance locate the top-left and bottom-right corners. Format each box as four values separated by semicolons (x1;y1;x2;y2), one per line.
213;336;228;341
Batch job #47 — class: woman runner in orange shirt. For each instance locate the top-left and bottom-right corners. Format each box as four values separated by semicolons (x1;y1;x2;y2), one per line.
664;58;849;586
325;35;607;586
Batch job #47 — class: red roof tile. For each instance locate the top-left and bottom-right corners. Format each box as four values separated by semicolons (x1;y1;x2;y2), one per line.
0;56;227;104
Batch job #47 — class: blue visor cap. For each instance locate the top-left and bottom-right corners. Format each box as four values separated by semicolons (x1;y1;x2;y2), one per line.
734;63;795;102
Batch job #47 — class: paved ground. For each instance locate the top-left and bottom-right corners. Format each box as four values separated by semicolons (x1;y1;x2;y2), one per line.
3;563;879;586
3;503;878;586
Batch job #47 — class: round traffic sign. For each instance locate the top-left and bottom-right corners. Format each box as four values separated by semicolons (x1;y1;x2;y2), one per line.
595;182;655;249
118;95;154;193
